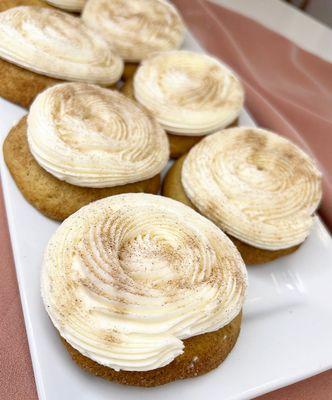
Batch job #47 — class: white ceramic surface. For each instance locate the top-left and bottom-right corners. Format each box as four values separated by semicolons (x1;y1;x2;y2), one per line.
1;31;332;400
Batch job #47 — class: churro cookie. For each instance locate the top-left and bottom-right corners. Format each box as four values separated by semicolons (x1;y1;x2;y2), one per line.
42;194;247;386
0;5;122;107
4;83;169;220
82;0;184;83
3;117;161;221
82;0;184;61
162;128;322;264
133;51;244;157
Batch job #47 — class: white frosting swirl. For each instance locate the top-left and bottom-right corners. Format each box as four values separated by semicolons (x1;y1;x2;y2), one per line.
27;83;169;188
0;6;123;84
46;0;86;12
182;127;322;250
82;0;184;62
42;193;247;371
134;51;244;136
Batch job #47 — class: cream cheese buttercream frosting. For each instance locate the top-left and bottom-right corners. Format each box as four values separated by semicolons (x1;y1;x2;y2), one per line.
46;0;86;12
82;0;184;62
42;193;247;372
0;6;123;84
27;83;169;188
182;127;323;250
134;51;244;136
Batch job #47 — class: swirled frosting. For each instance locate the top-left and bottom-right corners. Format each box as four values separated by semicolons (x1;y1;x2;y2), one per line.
46;0;86;12
42;193;247;371
134;51;244;136
0;6;123;84
27;83;169;188
82;0;184;62
182;127;322;250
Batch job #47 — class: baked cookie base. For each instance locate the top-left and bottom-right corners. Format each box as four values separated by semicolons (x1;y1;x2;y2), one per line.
3;116;161;221
0;0;117;108
120;76;136;99
162;155;300;265
167;133;206;159
121;78;239;158
62;312;242;387
0;57;61;108
0;1;61;108
167;116;239;159
122;62;139;81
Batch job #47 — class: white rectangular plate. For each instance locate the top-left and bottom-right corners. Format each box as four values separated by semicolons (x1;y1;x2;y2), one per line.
1;31;332;400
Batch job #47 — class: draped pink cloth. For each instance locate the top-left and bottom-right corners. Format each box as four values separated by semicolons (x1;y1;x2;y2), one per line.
173;0;332;230
1;2;332;400
0;188;37;400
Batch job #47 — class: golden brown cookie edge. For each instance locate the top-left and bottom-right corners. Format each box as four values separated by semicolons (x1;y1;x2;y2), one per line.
3;116;161;221
122;62;139;81
61;311;242;387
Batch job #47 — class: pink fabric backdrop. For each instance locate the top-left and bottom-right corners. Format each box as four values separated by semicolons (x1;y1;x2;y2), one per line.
0;188;37;400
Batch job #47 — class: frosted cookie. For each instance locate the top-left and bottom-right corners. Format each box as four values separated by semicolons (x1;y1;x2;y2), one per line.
133;51;244;157
121;77;238;157
42;193;247;386
0;5;123;107
3;83;168;220
82;0;184;81
162;128;322;264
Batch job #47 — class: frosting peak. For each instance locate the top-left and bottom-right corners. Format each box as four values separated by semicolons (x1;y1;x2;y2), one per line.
42;193;247;371
27;83;169;188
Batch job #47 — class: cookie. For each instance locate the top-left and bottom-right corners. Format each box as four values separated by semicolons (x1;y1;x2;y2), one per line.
0;2;121;107
82;0;184;62
3;117;160;221
62;311;242;387
133;51;244;158
121;77;239;158
42;194;246;387
162;155;301;265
